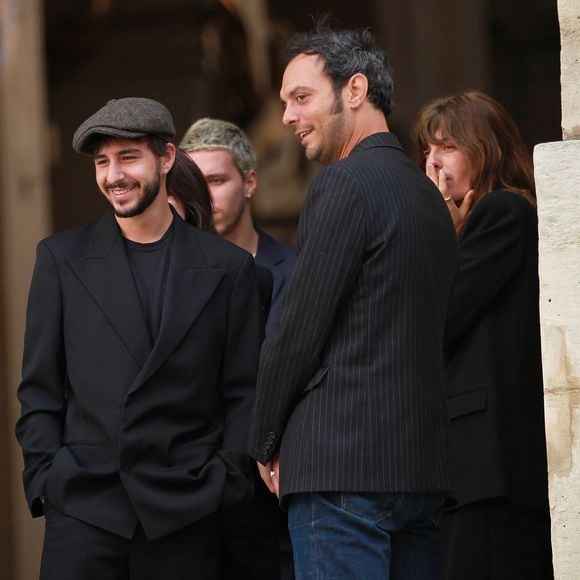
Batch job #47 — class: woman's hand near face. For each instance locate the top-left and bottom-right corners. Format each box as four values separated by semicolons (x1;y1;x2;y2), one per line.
426;162;475;235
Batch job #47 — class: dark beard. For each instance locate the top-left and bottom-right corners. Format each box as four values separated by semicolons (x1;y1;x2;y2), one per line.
113;173;161;218
331;91;343;114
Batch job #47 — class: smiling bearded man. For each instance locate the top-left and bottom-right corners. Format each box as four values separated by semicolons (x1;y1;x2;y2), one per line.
16;97;264;580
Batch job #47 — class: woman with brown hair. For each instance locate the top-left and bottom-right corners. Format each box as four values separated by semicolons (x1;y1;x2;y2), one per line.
167;147;216;232
414;91;553;579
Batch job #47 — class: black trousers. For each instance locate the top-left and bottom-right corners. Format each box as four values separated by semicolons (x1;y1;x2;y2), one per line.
40;503;219;580
219;475;286;580
440;498;553;580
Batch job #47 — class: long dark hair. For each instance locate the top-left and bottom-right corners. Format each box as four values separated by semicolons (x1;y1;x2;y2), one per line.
413;91;535;207
166;148;215;232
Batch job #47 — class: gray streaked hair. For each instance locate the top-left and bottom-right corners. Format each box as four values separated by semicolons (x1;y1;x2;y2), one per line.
179;118;256;178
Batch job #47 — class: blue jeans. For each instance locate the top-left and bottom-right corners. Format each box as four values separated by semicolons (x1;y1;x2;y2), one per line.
287;491;444;580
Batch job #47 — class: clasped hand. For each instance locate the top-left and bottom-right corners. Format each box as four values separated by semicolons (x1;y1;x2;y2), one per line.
426;163;474;235
257;454;280;498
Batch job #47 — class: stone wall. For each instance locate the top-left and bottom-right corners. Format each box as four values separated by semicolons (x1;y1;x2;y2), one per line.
0;0;50;578
536;1;580;577
536;140;580;579
559;0;580;139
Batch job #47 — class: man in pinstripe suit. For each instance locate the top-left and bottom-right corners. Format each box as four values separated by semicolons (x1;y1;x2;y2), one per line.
248;25;459;579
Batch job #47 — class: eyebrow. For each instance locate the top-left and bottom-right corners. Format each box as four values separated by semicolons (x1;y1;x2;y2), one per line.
93;147;144;160
281;85;313;101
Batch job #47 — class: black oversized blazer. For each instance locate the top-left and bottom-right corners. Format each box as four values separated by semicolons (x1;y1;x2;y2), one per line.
16;211;263;540
248;133;459;497
443;190;550;511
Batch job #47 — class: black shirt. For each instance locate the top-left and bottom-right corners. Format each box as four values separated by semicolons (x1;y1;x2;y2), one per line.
124;220;174;343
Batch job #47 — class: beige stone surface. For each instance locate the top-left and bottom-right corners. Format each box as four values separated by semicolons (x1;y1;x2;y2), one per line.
535;140;580;578
1;0;51;578
559;0;580;139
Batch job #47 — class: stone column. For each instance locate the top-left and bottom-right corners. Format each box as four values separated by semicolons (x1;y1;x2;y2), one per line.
559;0;580;141
535;0;580;577
0;0;51;578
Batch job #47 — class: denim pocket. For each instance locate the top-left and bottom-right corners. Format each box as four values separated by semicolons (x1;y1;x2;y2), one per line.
340;491;405;522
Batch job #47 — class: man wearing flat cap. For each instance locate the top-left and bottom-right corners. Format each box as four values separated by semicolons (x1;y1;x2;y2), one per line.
15;97;264;579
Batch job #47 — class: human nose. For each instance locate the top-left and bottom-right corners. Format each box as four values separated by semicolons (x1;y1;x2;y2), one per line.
106;160;126;184
425;148;441;169
282;102;297;126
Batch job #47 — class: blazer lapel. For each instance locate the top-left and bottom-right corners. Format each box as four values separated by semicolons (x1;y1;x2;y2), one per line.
128;219;226;392
256;231;285;298
67;213;152;368
256;231;284;270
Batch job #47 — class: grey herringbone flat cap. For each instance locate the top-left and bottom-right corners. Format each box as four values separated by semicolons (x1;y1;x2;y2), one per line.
72;97;176;154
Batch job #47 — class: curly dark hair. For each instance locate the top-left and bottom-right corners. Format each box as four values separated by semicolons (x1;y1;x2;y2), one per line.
287;22;394;117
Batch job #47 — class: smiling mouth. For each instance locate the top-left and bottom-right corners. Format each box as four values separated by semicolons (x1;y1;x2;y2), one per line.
298;129;313;142
107;183;137;197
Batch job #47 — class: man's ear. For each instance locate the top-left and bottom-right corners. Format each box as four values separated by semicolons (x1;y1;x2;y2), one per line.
243;169;257;199
161;142;176;175
346;73;369;110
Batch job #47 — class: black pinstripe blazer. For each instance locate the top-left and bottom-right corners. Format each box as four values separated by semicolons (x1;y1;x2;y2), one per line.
248;132;459;497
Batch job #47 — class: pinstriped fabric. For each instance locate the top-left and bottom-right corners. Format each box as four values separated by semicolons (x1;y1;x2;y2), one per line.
248;132;458;496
